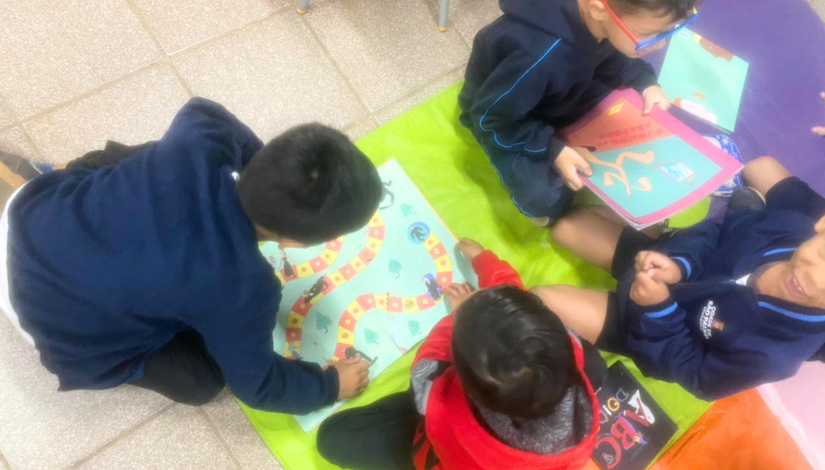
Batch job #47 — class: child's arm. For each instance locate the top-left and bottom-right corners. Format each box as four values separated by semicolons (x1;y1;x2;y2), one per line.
626;285;789;400
412;239;524;365
466;45;571;165
458;238;524;289
655;221;721;282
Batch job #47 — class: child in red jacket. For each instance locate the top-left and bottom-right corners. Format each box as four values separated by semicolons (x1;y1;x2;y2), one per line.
317;238;603;470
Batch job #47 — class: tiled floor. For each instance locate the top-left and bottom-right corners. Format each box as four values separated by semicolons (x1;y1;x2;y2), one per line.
0;0;823;469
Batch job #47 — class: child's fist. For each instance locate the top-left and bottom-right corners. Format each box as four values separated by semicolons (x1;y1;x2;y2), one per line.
554;146;593;191
444;283;475;311
630;271;671;307
642;85;671;115
634;250;683;285
458;237;484;261
333;356;370;399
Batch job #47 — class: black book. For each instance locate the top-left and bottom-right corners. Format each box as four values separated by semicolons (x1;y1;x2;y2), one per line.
592;362;678;470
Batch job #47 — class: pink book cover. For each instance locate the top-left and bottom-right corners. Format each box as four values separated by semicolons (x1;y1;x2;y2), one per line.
559;89;743;229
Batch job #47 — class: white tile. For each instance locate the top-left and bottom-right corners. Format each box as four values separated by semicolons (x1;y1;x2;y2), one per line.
24;64;190;165
304;0;470;111
375;65;465;124
173;13;367;143
0;106;12;129
131;0;272;54
77;406;238;470
0;127;39;161
343;118;378;142
0;0;162;119
0;317;171;470
203;393;284;470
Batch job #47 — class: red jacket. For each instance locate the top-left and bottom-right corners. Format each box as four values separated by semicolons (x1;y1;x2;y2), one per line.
411;251;599;470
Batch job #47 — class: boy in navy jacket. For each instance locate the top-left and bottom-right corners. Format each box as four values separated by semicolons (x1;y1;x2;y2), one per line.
0;98;381;412
532;157;825;400
460;0;697;225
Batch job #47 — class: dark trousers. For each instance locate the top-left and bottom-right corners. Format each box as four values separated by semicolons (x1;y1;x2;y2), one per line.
131;330;226;406
317;388;419;470
317;341;607;470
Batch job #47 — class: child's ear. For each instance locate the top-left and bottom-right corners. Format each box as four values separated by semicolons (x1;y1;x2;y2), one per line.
816;216;825;234
586;0;610;21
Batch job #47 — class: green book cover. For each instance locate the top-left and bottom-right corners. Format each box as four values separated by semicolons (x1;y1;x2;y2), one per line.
659;29;749;132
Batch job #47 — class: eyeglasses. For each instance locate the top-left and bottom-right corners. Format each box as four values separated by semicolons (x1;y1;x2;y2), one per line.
602;1;699;51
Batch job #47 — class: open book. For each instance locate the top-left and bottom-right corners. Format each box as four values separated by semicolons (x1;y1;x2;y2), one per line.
559;90;742;229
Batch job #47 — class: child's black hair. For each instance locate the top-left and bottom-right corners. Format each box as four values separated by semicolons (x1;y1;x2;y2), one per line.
611;0;699;19
452;285;582;419
237;124;382;245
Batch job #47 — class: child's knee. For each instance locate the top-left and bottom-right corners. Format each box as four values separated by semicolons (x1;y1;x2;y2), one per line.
743;156;783;179
549;214;579;246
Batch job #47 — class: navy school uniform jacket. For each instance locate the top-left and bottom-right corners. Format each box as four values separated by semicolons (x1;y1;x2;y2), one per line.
458;0;657;162
7;98;339;413
616;177;825;400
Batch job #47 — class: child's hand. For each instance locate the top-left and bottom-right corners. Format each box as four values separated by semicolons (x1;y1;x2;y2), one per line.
642;85;671;115
630;271;671;307
458;237;485;261
444;283;474;311
634;250;683;284
813;92;825;137
333;356;370;399
554;146;593;191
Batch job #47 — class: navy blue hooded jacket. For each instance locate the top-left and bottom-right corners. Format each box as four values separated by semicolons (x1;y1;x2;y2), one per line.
7;98;339;413
616;177;825;400
459;0;657;162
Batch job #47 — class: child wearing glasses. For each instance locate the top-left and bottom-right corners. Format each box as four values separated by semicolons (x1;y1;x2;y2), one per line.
459;0;698;226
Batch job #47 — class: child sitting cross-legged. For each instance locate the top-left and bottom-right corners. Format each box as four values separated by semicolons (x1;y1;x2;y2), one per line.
316;238;604;470
532;156;825;400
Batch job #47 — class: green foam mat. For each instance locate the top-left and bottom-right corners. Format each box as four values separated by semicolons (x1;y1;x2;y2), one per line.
240;82;712;469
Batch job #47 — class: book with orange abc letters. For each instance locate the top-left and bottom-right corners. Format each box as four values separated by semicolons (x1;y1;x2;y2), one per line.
592;362;677;470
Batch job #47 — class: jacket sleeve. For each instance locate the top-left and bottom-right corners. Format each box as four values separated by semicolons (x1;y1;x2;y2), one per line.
471;250;525;289
594;52;658;93
465;38;568;162
413;250;525;365
192;273;339;414
624;294;788;400
657;220;721;282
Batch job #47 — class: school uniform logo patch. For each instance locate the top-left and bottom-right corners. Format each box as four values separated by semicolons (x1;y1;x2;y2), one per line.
699;300;724;339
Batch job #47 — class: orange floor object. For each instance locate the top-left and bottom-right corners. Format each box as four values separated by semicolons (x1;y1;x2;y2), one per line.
649;390;813;470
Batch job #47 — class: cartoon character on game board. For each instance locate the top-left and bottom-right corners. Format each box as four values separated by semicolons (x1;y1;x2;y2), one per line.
345;347;377;365
422;273;442;301
281;252;297;281
380;180;395;210
303;276;329;303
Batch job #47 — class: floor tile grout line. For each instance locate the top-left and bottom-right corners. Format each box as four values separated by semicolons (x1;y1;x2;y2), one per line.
0;93;45;160
0;448;11;470
164;6;290;59
371;61;467;122
69;402;177;469
299;14;374;119
9;1;290;131
12;58;168;128
123;0;195;97
199;406;243;470
18;126;46;163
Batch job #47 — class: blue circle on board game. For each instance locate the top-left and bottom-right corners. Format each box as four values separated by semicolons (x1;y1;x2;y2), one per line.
407;222;430;244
